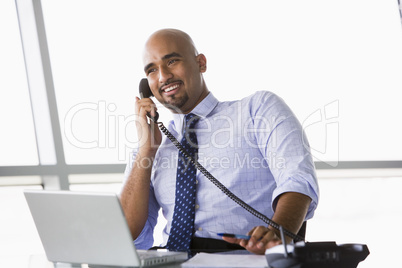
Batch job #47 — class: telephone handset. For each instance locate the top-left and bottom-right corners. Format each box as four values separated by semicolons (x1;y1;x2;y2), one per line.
138;78;303;242
139;78;159;122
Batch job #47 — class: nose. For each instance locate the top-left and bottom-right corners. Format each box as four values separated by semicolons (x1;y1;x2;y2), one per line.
158;66;173;84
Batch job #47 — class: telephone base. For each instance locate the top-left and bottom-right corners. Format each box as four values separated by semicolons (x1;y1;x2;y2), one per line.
265;241;369;268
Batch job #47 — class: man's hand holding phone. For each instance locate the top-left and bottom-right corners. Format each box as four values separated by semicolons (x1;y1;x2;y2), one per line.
134;96;161;156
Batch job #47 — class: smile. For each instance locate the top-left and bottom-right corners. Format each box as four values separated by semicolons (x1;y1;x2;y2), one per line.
164;84;179;93
161;82;182;95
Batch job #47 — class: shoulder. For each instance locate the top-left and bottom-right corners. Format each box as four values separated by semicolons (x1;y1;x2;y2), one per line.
209;91;294;121
215;91;278;108
242;90;278;104
240;91;292;116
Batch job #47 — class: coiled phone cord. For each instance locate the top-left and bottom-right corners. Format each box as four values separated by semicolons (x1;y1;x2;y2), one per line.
157;121;305;242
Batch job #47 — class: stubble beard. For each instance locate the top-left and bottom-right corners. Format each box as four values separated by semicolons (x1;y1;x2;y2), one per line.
163;94;189;113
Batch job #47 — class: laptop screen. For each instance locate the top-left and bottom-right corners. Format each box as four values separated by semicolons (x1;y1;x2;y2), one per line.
24;190;143;266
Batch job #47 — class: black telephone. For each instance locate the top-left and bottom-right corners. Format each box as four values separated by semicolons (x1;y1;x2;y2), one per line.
139;78;159;122
138;78;369;268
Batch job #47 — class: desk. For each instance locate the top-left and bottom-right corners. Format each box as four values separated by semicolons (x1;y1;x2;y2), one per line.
28;255;182;268
26;252;268;268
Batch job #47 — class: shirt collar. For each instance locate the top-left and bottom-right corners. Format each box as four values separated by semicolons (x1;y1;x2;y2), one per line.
172;92;219;133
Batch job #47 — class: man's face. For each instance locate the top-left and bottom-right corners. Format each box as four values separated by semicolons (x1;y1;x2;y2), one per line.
143;33;207;114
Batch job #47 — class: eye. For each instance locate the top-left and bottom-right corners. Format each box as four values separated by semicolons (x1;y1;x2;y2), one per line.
168;59;179;65
146;68;157;75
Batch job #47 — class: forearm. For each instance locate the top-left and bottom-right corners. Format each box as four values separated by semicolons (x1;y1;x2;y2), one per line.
225;191;311;254
271;192;311;243
120;152;154;240
121;97;162;239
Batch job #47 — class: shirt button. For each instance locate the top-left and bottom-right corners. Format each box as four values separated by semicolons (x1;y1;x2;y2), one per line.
196;180;199;184
198;227;203;231
195;204;200;210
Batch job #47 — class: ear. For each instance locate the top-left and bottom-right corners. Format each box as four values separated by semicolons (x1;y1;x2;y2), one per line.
196;54;207;73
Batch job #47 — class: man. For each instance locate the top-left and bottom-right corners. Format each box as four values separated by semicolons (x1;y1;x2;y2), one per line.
120;28;319;255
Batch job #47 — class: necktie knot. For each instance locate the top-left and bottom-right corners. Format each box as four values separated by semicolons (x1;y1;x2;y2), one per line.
183;113;199;148
184;113;200;130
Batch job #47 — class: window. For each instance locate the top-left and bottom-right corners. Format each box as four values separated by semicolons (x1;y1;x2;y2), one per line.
0;0;38;166
40;0;402;166
3;0;402;177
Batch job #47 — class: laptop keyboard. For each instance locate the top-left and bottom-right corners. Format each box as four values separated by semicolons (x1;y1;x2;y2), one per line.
138;251;162;259
137;250;187;267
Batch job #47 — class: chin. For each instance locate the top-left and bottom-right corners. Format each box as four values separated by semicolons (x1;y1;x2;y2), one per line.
163;96;189;113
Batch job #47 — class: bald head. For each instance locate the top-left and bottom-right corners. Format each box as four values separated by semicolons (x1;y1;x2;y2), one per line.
142;28;208;114
145;29;198;56
143;29;198;61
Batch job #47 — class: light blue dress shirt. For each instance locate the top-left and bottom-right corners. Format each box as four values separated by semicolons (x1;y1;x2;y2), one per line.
123;91;319;249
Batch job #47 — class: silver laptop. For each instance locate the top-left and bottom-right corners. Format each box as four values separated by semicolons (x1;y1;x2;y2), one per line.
24;190;188;267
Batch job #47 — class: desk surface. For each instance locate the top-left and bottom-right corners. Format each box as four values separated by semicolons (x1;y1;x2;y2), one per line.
25;252;268;268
